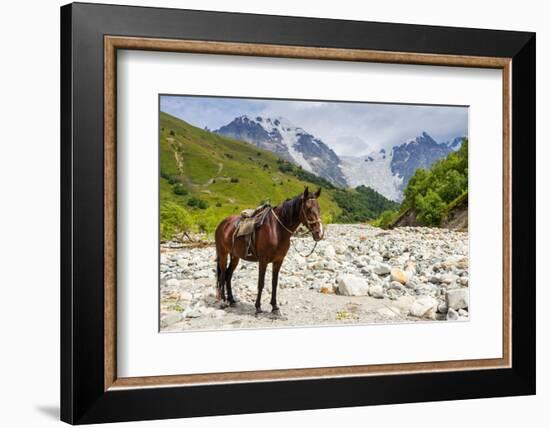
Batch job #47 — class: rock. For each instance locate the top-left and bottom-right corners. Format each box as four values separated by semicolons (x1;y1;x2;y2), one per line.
445;288;469;310
414;283;439;296
405;276;419;289
213;309;226;318
184;308;202;318
179;291;193;301
392;295;416;313
166;278;181;287
336;274;369;296
377;307;399;319
390;267;409;285
457;277;469;286
193;269;212;279
389;281;406;292
458;309;469;317
373;263;391;276
437;302;448;314
199;306;215;315
311;261;324;270
446;308;459;320
428;275;441;284
335;244;347;255
409;296;438;319
293;255;306;266
319;284;334;294
161;312;183;327
368;284;384;299
387;289;402;300
177;259;188;268
440;273;458;285
323;245;336;258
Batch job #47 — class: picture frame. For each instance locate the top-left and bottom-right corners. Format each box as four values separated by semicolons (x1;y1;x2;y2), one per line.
60;2;535;424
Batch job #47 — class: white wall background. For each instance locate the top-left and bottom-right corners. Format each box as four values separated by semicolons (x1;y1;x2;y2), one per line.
0;0;545;426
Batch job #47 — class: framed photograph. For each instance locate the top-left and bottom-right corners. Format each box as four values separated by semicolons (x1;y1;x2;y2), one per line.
61;2;535;424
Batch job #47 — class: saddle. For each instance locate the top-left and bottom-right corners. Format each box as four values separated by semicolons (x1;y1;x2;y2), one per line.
234;204;272;256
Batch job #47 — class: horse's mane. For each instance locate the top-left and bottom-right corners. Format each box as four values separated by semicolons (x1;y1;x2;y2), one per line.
276;193;303;225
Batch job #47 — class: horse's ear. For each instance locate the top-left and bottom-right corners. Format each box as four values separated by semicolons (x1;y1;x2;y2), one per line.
315;187;322;198
303;186;309;199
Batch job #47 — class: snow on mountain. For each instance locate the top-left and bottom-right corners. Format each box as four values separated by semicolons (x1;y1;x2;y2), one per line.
342;133;465;201
340;149;403;202
444;136;465;151
215;115;347;187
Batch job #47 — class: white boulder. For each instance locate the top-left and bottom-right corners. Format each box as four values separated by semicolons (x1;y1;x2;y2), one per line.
336;274;370;296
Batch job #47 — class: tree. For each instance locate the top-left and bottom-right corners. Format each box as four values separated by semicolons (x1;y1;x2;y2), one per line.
416;189;446;226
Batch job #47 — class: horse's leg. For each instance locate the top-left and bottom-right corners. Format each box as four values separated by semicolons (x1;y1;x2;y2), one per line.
255;261;268;314
216;249;228;302
270;260;282;315
225;256;240;306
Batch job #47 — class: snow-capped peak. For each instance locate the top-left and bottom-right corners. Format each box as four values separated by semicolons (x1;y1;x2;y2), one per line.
215;115;348;186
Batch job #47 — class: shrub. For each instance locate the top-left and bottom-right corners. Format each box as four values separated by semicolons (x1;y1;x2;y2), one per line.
169;130;175;136
187;197;200;207
187;197;208;209
160;201;194;241
373;210;400;229
277;162;293;174
230;177;239;183
172;183;188;195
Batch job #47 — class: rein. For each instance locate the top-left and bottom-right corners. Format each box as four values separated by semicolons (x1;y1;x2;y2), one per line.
270;203;320;258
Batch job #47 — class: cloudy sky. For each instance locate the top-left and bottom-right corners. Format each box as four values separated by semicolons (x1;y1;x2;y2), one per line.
160;95;468;157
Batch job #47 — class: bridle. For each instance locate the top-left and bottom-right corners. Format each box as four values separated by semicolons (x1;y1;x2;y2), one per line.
300;199;322;233
270;197;323;257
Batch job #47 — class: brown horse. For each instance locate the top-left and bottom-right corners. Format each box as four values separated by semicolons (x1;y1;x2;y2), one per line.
214;187;324;315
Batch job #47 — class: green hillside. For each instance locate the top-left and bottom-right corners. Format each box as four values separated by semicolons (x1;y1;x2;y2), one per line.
159;112;397;240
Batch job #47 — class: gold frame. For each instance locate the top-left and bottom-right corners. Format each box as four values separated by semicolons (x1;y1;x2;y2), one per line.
104;36;512;391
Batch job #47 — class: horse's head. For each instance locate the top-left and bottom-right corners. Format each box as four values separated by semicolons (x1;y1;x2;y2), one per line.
300;187;324;241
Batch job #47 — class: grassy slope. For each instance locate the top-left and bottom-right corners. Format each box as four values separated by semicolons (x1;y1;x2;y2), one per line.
160;112;342;235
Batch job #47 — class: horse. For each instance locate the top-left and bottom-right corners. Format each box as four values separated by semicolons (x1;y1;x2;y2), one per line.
214;186;324;316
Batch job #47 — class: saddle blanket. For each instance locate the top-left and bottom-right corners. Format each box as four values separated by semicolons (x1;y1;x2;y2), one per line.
235;204;271;238
235;218;256;237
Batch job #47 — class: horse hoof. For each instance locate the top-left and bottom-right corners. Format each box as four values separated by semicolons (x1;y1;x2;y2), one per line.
229;301;237;307
271;309;282;318
255;308;263;316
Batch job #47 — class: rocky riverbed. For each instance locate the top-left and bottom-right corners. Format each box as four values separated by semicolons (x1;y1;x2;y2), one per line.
160;224;469;332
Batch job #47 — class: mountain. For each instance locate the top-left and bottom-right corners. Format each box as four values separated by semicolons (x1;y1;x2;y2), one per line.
444;136;465;151
215;115;348;187
391;132;459;190
341;133;465;201
159;112;396;238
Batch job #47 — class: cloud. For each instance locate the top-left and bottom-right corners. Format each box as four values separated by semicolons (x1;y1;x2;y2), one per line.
160;95;468;156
